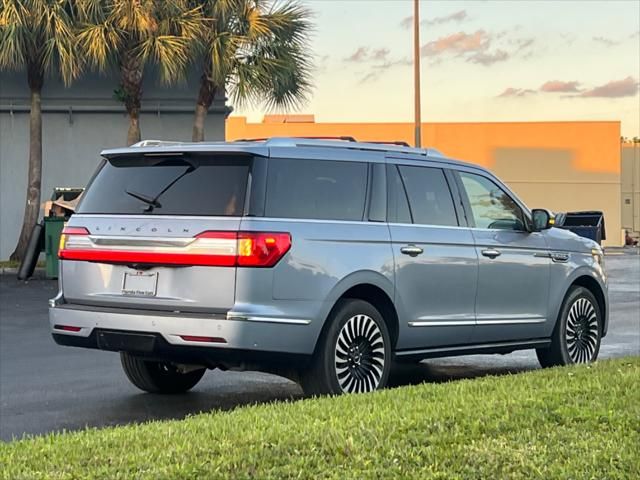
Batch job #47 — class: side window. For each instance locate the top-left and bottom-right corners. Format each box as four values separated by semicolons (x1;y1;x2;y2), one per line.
398;165;459;227
386;165;412;223
458;172;525;231
265;158;368;221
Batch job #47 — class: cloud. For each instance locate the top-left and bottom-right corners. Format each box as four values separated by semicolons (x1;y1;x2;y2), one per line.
399;10;468;30
593;36;619;47
513;37;535;52
497;88;536;98
578;77;639;98
359;71;380;84
345;47;392;64
540;80;581;93
467;49;509;66
371;48;390;61
425;10;468;27
421;30;491;57
344;47;369;63
399;16;412;29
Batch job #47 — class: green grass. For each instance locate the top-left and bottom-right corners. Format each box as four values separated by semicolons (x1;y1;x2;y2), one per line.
2;358;639;479
0;260;20;268
0;260;45;268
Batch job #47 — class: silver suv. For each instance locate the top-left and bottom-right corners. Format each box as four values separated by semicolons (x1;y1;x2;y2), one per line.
50;137;608;395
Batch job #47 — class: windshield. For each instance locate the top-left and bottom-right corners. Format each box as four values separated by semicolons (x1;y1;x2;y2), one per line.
77;154;250;216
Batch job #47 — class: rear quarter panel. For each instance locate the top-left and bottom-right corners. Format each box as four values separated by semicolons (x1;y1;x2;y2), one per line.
235;218;395;354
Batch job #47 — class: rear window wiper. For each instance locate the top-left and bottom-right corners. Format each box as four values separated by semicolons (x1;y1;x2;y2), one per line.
125;190;162;210
125;159;199;212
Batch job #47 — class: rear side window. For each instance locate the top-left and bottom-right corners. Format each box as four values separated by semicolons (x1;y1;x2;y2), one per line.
265;158;368;221
387;165;412;224
398;165;458;227
78;155;249;216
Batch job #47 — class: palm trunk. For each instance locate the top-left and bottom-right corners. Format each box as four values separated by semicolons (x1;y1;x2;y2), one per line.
192;69;217;142
120;48;143;146
192;103;208;142
127;110;141;146
10;71;44;262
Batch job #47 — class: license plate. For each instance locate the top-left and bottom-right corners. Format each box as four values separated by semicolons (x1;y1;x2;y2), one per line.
122;271;158;297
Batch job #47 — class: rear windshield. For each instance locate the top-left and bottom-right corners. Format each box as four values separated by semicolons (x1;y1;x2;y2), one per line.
78;155;249;216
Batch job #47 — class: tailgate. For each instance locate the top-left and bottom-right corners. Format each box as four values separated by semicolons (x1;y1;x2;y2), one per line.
61;216;240;312
58;152;253;313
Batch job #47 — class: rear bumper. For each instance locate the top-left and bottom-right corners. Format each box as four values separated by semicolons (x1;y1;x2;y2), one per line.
49;303;317;356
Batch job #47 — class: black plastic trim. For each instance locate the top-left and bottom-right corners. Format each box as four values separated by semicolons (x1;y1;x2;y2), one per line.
368;162;387;222
394;338;551;361
52;329;312;370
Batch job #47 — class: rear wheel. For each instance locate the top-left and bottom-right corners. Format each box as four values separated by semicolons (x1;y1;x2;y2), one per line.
537;286;602;368
120;352;206;394
301;299;391;396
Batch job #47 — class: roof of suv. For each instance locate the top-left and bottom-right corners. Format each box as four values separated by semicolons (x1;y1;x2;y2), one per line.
99;137;484;171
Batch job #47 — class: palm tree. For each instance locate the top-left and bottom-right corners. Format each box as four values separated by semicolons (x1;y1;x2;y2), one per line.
76;0;202;145
0;0;80;261
191;0;312;142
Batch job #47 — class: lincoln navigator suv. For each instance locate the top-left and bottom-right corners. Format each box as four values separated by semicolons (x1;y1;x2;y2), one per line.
50;137;608;395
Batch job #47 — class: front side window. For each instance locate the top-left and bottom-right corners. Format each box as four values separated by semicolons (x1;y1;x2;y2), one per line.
265;158;368;221
458;172;525;231
398;165;458;227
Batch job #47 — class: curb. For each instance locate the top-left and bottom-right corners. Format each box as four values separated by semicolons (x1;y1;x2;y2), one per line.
0;267;49;279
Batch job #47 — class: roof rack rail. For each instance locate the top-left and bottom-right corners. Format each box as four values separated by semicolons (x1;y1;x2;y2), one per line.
366;140;411;147
131;139;186;147
235;136;357;143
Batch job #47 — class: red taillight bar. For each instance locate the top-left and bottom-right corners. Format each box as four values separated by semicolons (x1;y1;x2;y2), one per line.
179;335;227;343
53;324;82;332
58;229;291;268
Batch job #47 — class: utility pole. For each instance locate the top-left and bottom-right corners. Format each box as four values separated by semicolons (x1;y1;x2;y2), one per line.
413;0;422;148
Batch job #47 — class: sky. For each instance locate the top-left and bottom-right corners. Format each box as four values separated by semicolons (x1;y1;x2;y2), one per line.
232;0;640;137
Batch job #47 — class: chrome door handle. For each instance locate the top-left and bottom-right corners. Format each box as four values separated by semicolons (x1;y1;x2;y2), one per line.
481;248;501;259
400;245;424;257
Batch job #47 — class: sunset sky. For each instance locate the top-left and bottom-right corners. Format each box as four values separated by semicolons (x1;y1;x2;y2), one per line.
233;0;640;137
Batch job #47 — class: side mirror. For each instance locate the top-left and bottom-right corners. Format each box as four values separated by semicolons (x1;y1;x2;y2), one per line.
531;208;554;231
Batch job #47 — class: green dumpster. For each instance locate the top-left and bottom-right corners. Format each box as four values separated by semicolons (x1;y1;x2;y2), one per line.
44;216;65;279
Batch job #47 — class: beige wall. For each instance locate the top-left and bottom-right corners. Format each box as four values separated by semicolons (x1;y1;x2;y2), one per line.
227;117;623;245
621;144;640;235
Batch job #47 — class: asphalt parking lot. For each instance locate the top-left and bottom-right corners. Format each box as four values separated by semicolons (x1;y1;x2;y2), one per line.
1;251;638;441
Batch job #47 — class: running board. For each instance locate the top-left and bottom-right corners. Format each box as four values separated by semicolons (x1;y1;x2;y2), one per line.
395;338;551;360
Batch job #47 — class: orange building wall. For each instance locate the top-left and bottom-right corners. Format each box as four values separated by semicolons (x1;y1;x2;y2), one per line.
227;117;622;245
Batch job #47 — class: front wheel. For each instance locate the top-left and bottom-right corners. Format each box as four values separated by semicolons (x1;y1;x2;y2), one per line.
120;352;206;394
301;299;392;396
537;286;602;368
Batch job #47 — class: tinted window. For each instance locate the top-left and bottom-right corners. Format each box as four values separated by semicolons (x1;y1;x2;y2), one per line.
386;165;412;224
459;172;525;230
266;158;367;221
398;165;458;226
78;155;249;216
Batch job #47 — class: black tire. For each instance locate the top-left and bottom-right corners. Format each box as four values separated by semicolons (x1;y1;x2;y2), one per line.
120;352;206;394
537;286;602;368
301;299;392;396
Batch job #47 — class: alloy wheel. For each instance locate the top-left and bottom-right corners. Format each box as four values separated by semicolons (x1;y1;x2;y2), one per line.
565;297;599;363
334;314;385;393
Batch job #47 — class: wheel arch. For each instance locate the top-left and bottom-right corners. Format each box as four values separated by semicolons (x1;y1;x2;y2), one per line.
569;275;608;336
313;271;399;353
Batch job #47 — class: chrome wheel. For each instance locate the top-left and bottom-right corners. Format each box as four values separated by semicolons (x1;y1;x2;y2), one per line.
565;297;599;363
334;314;385;393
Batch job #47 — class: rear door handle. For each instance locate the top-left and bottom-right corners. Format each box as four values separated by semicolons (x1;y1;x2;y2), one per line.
400;245;424;257
481;248;501;259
